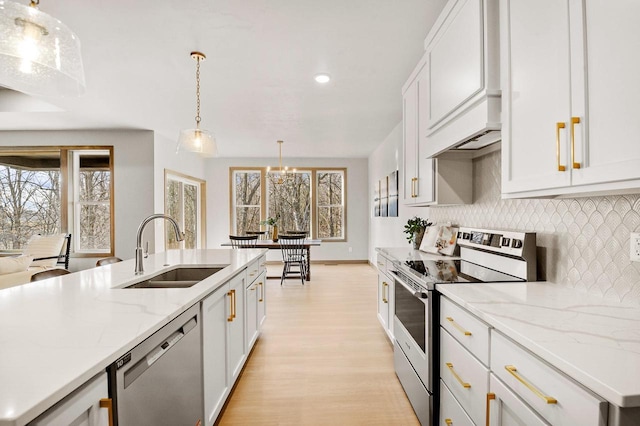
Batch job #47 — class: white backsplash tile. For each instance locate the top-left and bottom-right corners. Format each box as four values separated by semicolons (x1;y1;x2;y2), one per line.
429;150;640;305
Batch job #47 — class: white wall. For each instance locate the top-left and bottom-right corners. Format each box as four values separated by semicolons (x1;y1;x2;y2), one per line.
368;122;430;263
205;156;369;262
1;130;155;270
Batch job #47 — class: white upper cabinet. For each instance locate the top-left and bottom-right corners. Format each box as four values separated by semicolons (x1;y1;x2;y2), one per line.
423;0;501;157
502;0;640;197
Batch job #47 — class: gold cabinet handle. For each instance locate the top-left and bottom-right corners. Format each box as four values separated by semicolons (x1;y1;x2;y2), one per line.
412;177;418;198
505;365;557;404
445;419;453;426
556;122;566;171
446;362;471;389
486;393;495;426
232;289;236;319
382;281;388;303
100;398;114;426
446;317;472;336
227;290;235;322
571;116;581;169
249;285;257;291
258;281;264;302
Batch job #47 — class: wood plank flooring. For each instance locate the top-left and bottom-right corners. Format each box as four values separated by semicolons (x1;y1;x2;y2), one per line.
217;263;419;426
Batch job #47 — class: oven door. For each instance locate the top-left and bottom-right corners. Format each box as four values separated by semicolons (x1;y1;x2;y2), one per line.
392;272;433;391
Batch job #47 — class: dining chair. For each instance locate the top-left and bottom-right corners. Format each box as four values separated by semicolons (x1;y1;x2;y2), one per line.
284;230;307;237
229;235;259;248
246;231;269;240
278;235;307;285
30;268;71;282
96;257;123;267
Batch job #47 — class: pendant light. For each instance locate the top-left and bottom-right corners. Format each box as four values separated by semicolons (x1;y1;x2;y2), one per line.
176;51;218;157
267;140;295;184
0;0;85;97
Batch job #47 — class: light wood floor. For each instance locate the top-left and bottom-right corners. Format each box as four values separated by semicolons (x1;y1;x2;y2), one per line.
217;263;419;426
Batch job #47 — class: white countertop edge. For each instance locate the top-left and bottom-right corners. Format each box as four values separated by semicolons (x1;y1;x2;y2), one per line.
436;282;640;408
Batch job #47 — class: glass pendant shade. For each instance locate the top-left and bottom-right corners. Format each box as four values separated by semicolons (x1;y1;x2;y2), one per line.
0;0;85;97
177;128;218;157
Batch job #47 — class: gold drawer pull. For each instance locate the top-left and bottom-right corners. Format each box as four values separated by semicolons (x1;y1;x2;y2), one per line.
100;398;114;426
444;419;453;426
505;365;557;404
382;282;388;303
486;393;495;426
446;362;471;389
571;117;581;169
556;122;566;171
258;281;264;302
446;317;472;336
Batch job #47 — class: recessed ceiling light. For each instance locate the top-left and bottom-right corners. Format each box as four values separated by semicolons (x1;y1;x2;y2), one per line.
314;73;331;84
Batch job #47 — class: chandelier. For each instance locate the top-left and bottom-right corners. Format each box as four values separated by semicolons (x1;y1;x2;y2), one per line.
176;51;217;157
0;0;85;97
267;140;295;184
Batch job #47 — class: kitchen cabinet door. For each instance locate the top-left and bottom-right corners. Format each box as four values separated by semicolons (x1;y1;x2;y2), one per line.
257;271;266;330
571;0;640;188
29;372;110;426
377;273;392;339
227;273;246;383
500;0;573;194
202;285;230;426
488;374;549;426
246;278;259;351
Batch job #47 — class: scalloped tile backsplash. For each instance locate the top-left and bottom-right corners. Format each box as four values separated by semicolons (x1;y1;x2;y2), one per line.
429;150;640;305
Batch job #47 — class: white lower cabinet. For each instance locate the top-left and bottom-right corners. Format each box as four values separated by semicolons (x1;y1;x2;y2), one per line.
376;253;394;341
487;373;549;426
440;326;489;426
29;372;111;426
440;379;475;426
202;272;246;425
246;270;267;351
491;331;608;426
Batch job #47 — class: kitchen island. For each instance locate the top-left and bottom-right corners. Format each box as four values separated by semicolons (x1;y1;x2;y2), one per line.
0;248;266;426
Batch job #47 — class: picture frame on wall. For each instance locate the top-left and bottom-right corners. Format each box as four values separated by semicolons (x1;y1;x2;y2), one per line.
380;176;388;217
388;170;398;217
374;180;380;217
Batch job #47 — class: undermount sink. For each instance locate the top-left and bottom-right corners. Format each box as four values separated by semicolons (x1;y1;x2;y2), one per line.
124;267;225;289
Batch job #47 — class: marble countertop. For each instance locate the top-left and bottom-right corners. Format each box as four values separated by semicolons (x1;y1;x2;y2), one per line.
436;282;640;407
0;248;266;426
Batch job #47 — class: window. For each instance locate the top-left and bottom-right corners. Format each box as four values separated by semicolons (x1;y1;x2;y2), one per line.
232;170;262;236
165;170;206;249
0;147;114;256
317;171;345;239
230;167;346;241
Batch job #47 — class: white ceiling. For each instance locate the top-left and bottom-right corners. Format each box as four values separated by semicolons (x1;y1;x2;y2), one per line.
0;0;447;158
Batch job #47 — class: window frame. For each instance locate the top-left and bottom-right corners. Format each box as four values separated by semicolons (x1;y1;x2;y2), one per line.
0;145;115;258
229;166;347;242
315;169;347;241
164;169;207;250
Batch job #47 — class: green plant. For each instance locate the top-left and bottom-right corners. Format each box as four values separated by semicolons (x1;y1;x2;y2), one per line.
403;216;432;243
260;214;279;226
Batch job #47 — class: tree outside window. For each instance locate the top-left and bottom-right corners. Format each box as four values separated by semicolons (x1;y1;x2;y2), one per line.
233;170;261;235
267;171;311;234
165;170;206;249
317;171;345;239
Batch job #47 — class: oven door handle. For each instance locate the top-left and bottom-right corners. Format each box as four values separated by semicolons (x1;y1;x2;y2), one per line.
391;271;429;300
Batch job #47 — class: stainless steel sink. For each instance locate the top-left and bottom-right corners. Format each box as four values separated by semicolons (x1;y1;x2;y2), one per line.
124;267;225;289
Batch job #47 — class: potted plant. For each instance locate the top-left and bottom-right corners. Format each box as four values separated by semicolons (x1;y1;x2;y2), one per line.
404;216;432;249
260;214;280;242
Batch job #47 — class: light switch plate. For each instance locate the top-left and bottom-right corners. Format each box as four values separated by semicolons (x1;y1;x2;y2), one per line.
630;233;640;262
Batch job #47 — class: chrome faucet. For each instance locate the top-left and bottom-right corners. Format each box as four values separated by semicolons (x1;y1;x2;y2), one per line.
135;214;184;275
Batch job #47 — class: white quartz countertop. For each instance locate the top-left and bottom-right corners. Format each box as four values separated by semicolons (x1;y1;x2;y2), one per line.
436;282;640;407
0;248;266;426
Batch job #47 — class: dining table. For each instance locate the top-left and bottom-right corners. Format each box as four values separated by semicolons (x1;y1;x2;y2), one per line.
221;239;321;281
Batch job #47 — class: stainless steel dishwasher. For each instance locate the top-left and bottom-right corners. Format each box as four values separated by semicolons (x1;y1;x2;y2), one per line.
109;303;203;426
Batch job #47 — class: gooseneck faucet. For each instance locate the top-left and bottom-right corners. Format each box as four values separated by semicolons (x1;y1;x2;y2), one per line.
135;214;184;275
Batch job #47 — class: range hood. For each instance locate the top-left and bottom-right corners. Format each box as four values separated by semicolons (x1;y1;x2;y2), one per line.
425;92;502;158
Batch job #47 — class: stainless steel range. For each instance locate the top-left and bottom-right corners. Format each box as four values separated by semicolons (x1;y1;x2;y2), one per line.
390;227;536;426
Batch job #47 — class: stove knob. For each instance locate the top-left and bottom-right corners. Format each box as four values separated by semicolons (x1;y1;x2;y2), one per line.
501;237;511;247
511;239;523;248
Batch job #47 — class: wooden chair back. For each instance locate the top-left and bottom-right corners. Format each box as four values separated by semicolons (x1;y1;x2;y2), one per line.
229;235;258;248
96;257;123;267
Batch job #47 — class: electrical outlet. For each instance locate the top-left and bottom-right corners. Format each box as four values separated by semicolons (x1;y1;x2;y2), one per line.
348;247;353;253
630;233;640;262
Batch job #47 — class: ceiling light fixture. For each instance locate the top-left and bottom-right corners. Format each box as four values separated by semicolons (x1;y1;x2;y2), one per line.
267;140;295;184
0;0;85;97
314;73;331;84
176;51;218;157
